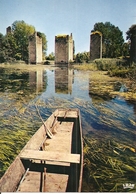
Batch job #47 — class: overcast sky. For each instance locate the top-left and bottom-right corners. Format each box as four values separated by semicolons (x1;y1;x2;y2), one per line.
0;0;136;54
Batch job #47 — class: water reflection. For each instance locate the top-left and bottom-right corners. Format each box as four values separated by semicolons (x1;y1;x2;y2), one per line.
0;67;47;95
55;67;74;94
0;66;136;192
29;70;46;94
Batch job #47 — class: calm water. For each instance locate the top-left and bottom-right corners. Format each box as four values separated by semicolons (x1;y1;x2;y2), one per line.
0;66;136;191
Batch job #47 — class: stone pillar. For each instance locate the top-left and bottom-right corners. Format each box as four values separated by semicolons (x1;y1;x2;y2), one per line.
6;26;11;35
90;31;102;61
130;33;136;63
68;33;74;62
28;32;42;64
55;33;74;65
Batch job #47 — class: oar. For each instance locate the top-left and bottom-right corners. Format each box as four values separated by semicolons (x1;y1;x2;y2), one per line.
35;104;53;139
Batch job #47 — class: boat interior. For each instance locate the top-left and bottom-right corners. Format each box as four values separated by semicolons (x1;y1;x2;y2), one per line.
0;109;83;192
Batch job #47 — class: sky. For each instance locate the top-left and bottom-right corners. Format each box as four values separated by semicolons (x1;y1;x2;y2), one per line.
0;0;136;55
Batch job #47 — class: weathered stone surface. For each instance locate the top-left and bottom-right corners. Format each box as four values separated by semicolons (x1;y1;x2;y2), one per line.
55;33;74;64
6;26;11;35
28;32;42;64
130;33;136;62
90;31;102;61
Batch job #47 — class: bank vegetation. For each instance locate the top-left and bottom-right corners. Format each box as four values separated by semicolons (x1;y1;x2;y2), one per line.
73;58;136;102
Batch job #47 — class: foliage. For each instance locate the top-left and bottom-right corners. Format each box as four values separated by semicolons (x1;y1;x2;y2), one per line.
46;52;55;60
92;22;124;58
108;63;136;83
75;52;90;63
122;42;130;58
94;58;128;71
126;24;136;40
39;32;47;59
0;33;17;62
12;20;35;62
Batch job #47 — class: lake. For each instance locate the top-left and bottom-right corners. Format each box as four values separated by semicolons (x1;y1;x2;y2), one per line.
0;65;136;192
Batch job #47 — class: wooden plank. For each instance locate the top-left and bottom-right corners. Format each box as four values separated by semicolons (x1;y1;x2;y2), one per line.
20;150;80;164
57;109;78;118
45;173;68;192
45;122;73;153
17;171;41;192
0;156;25;192
21;124;46;150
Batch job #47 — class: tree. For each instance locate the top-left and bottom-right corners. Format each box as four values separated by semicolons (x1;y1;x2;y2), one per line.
12;20;35;61
0;33;5;62
75;52;90;63
46;52;55;60
0;33;17;62
92;22;124;58
122;42;130;58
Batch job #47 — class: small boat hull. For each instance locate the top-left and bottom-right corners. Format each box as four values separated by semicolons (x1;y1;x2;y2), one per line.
0;109;83;192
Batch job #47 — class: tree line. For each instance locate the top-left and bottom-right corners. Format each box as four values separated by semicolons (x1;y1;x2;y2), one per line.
0;20;135;63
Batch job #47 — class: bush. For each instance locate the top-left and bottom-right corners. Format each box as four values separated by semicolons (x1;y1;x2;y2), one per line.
94;58;128;71
44;61;50;65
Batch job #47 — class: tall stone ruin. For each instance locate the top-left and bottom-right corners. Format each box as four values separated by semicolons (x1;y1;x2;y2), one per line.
28;32;42;64
130;30;136;63
55;33;74;64
6;26;11;35
90;31;102;61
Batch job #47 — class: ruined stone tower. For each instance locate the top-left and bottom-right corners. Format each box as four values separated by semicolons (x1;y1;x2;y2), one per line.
90;31;102;61
130;29;136;63
55;33;74;64
28;32;42;64
6;26;11;35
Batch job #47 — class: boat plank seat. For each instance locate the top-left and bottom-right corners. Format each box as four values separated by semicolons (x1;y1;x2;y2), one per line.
57;109;78;118
20;150;80;164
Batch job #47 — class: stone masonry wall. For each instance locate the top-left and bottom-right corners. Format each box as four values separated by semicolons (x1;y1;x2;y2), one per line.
90;31;102;61
29;34;36;64
130;34;136;62
36;35;42;63
55;33;73;64
29;32;42;64
6;26;11;35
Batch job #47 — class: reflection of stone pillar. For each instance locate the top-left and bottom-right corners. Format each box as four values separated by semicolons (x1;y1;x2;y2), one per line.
36;70;43;93
28;32;42;64
29;71;36;91
55;68;73;94
29;70;43;93
55;33;73;64
90;31;102;61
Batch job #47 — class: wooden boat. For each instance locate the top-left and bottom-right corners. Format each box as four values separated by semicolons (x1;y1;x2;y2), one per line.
0;109;83;192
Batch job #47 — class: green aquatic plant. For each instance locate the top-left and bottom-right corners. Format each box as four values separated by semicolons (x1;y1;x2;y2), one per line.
83;137;136;192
